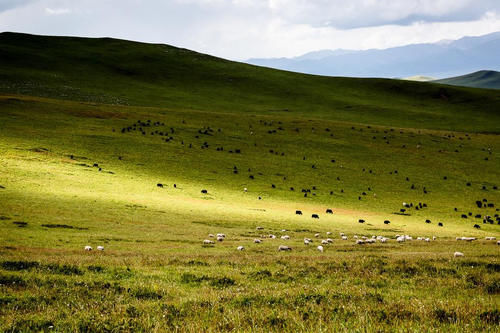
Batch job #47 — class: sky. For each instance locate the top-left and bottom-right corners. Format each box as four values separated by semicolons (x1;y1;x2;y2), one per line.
1;0;500;60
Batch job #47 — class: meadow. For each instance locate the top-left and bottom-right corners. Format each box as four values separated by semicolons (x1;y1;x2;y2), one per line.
0;33;499;332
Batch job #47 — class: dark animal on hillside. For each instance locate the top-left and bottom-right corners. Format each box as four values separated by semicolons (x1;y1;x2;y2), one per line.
474;224;480;229
201;189;208;194
326;209;333;214
296;210;302;215
312;214;319;219
384;220;390;224
271;184;276;188
173;184;177;188
359;219;365;223
425;219;431;223
438;222;443;227
290;187;294;191
461;214;467;219
157;183;163;188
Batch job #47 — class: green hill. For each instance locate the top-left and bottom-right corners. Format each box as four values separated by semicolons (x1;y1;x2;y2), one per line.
434;70;500;89
0;32;499;331
1;32;500;132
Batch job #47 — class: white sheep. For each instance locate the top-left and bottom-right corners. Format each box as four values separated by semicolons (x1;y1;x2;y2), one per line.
269;234;276;239
424;238;430;242
326;232;332;235
321;240;328;245
281;235;290;240
454;252;464;257
353;235;358;239
237;246;245;251
317;245;324;253
216;233;226;238
244;188;247;192
497;240;500;246
217;236;224;242
341;236;348;240
254;239;262;244
326;238;333;243
380;238;388;243
278;245;292;251
97;246;104;251
314;233;320;238
281;229;287;232
356;239;365;244
84;245;92;251
485;236;496;240
304;239;311;245
396;236;405;243
203;239;214;244
256;226;264;230
340;232;345;237
208;234;214;238
433;236;436;240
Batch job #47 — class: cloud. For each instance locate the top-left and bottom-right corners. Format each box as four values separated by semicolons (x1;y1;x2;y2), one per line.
0;0;36;13
45;7;71;15
0;0;499;59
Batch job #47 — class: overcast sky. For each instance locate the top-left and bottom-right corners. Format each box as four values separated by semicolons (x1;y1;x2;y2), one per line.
1;0;500;60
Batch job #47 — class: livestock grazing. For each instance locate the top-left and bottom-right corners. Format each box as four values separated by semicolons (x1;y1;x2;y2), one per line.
454;252;464;258
157;183;164;188
254;239;262;244
326;232;332;235
461;214;467;219
201;189;208;194
269;234;276;239
281;235;290;240
341;236;348;240
237;246;245;251
256;226;264;230
356;239;365;245
317;245;324;252
384;220;390;224
244;188;247;192
278;245;292;251
97;246;104;251
358;219;365;223
217;236;224;242
216;233;225;238
326;209;333;214
208;234;214;238
485;237;496;240
396;236;405;243
258;196;262;200
314;233;320;238
473;224;480;229
438;222;443;227
295;210;303;215
304;239;311;245
312;214;319;219
327;238;333;243
321;240;328;245
84;245;93;251
425;219;431;224
203;240;214;244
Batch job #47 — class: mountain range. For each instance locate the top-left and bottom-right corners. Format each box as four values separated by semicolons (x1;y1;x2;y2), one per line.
247;32;500;79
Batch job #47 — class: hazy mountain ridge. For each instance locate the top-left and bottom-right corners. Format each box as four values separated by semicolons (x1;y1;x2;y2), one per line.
247;32;500;79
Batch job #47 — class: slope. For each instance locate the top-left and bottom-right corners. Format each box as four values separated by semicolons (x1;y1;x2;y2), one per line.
434;70;500;89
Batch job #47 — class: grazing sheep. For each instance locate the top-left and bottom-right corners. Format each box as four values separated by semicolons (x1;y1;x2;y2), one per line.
321;240;328;245
380;238;388;243
424;238;430;242
353;235;358;239
340;232;345;237
485;237;496;240
244;188;247;192
454;252;464;258
327;238;334;243
217;236;224;242
317;245;324;253
433;236;437;240
304;239;311;245
341;236;348;240
314;233;320;238
203;240;214;244
208;234;214;238
326;232;332;235
84;245;92;251
269;234;276;239
281;235;290;240
254;239;262;244
278;245;292;251
256;226;264;230
497;241;500;246
97;246;104;251
356;239;365;245
237;246;245;251
396;236;405;243
216;233;226;238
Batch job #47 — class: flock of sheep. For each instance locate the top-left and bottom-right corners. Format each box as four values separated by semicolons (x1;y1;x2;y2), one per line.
201;228;499;257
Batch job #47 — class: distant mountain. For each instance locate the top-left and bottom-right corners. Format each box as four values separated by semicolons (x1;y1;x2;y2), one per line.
247;32;500;79
434;70;500;89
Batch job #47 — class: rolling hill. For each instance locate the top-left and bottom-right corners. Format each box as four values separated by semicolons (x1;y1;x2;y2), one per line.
434;70;500;89
0;32;499;331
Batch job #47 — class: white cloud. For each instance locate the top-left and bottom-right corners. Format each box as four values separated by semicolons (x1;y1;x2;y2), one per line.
0;0;499;59
45;7;71;15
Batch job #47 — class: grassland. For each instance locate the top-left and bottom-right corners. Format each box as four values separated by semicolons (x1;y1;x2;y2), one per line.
0;33;499;332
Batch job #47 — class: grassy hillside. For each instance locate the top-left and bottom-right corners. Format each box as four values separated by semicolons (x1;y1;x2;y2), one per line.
1;32;500;132
0;33;499;331
434;70;500;90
